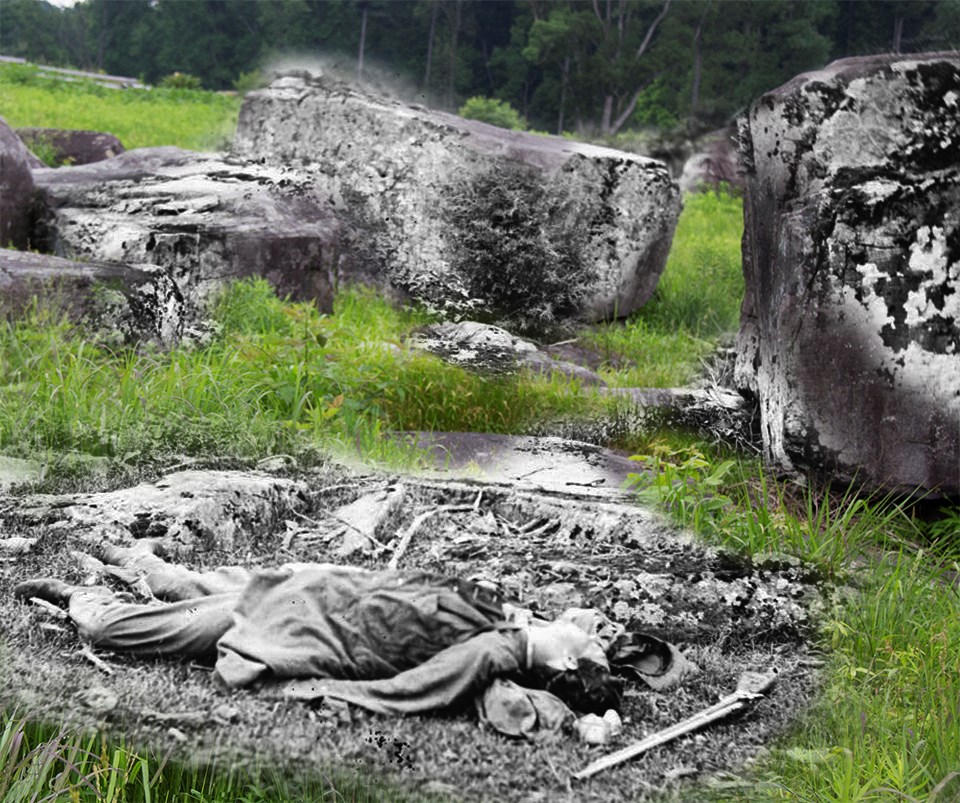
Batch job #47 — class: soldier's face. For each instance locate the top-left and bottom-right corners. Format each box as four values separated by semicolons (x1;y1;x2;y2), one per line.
529;621;608;673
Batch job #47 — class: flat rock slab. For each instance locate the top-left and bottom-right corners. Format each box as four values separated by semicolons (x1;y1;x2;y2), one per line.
394;432;646;499
408;321;606;385
32;146;345;313
1;462;821;802
16;470;311;553
233;70;680;323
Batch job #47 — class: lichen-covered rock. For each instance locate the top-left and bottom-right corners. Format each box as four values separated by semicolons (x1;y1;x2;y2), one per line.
0;117;35;250
232;70;680;324
0;249;185;344
17;127;125;166
31;147;347;313
678;127;742;193
734;52;960;495
408;320;606;384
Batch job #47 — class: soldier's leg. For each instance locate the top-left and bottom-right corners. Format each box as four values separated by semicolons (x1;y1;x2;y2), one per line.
96;541;252;600
13;579;238;659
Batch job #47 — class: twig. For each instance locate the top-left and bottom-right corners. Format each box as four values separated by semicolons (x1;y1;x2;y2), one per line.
524;517;562;539
472;489;483;511
293;509;388;549
79;644;115;676
388;505;474;570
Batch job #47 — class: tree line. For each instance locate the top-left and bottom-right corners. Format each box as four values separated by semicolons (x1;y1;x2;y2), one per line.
1;0;957;136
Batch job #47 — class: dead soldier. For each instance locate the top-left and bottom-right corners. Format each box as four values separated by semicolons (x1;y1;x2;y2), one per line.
15;540;694;738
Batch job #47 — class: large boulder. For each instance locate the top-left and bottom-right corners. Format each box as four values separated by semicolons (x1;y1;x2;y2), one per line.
232;70;681;324
0;249;185;343
734;52;960;495
31;147;348;313
0;117;35;250
678;128;742;193
16;127;126;166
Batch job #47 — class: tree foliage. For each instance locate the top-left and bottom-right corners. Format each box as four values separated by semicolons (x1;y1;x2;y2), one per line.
1;0;955;134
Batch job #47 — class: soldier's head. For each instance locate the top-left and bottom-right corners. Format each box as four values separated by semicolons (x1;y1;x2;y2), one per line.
527;620;607;673
526;621;623;714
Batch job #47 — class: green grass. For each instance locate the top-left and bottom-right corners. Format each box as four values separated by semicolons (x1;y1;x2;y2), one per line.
0;281;600;474
0;62;241;152
584;190;744;387
3;62;959;802
625;442;960;802
0;712;424;803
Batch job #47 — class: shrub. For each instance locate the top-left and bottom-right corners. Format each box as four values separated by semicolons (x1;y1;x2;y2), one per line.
233;68;265;96
159;71;203;90
458;96;525;130
445;163;595;335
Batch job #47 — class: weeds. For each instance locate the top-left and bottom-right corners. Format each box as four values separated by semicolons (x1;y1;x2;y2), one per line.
628;440;960;802
0;281;602;474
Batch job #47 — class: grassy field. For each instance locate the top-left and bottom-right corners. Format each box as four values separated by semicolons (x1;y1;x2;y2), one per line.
0;61;240;153
1;64;958;802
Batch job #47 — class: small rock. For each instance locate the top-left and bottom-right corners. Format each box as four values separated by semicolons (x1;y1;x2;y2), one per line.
75;684;118;716
0;536;36;555
256;454;298;473
167;727;188;743
212;704;241;724
575;713;616;745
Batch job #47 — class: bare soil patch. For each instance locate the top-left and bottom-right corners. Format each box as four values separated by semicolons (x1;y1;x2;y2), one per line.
1;463;823;801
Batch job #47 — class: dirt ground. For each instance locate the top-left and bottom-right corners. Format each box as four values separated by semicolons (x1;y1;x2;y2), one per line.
1;464;824;802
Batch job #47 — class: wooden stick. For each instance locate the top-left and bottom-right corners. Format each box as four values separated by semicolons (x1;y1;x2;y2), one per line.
387;504;474;570
79;644;115;676
572;671;777;781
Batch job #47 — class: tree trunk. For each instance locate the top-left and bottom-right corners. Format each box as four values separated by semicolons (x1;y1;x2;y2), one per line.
608;72;664;136
357;2;369;82
690;13;704;118
601;94;614;136
423;1;437;91
892;14;904;54
557;56;570;134
446;0;462;109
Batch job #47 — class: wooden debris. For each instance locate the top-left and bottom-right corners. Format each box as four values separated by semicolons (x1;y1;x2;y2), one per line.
79;644;116;675
388;504;474;570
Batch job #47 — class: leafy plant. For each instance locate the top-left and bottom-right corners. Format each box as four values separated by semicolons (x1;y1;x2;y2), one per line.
446;163;595;335
458;96;525;130
233;69;265;96
627;444;736;535
159;71;203;90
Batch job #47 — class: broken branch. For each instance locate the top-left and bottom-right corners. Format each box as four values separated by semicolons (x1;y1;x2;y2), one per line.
388;505;474;570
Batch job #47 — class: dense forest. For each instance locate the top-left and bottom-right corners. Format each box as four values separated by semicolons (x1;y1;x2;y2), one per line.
1;0;958;135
